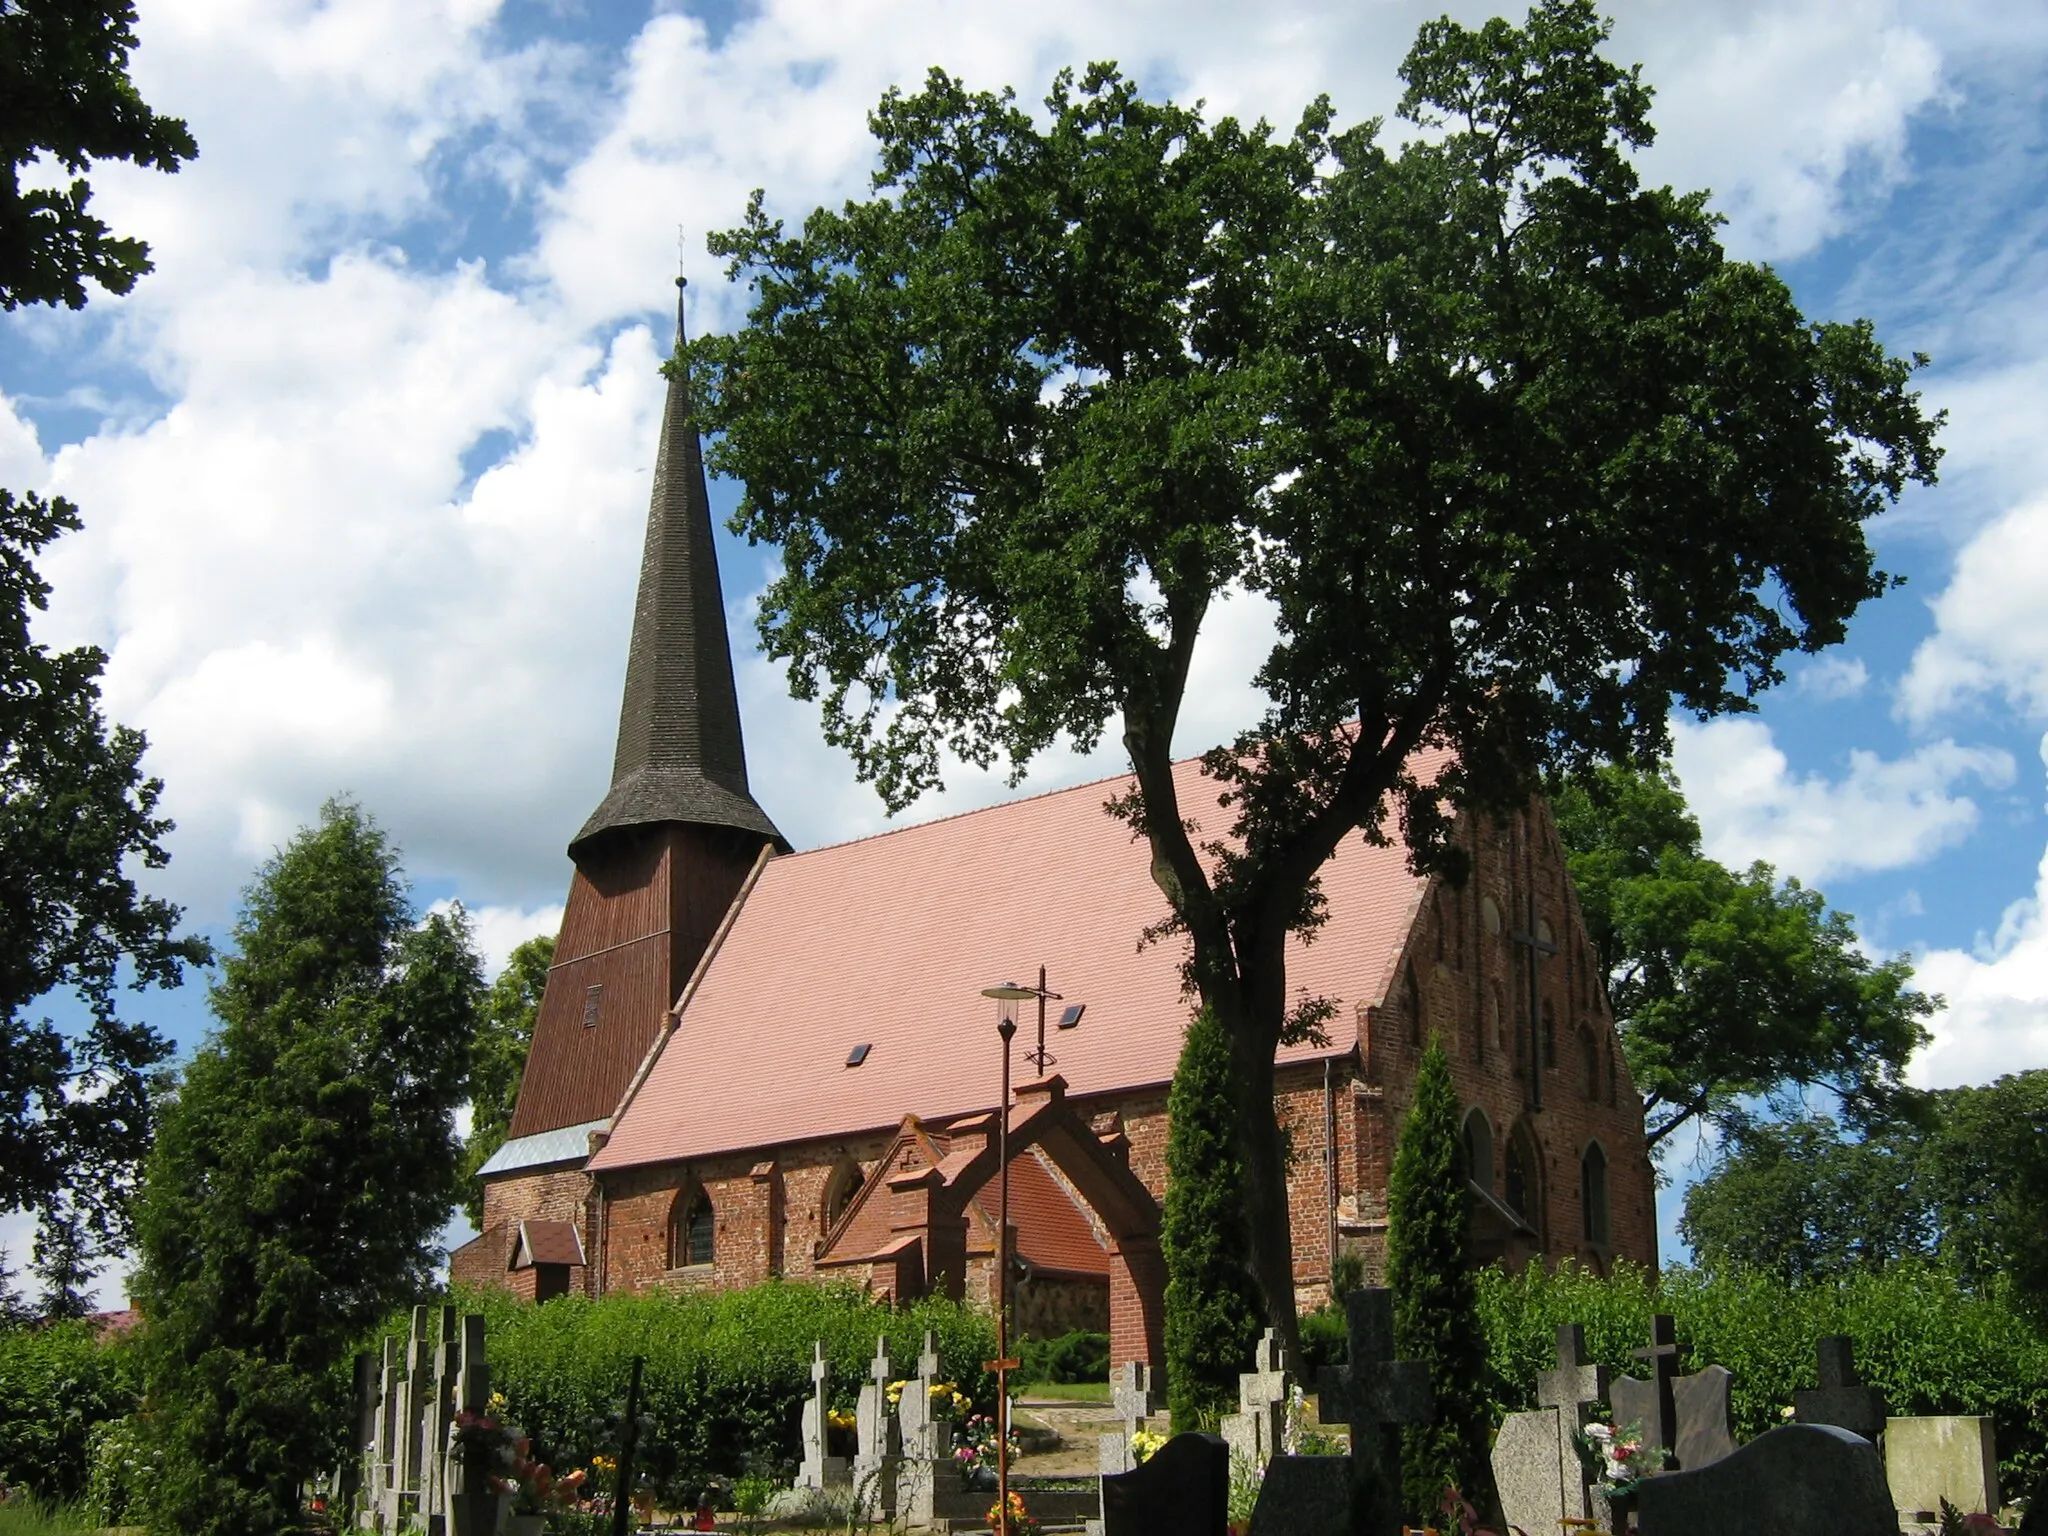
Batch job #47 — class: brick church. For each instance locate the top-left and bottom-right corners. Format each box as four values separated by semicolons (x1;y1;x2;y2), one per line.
450;288;1657;1371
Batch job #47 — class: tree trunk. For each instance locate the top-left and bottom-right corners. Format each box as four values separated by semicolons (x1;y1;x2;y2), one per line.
1211;986;1303;1371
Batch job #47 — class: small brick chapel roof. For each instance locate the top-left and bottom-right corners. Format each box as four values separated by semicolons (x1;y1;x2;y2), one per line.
590;750;1439;1174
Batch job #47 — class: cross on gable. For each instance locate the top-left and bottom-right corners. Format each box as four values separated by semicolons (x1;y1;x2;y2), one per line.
1315;1288;1432;1433
1536;1323;1608;1420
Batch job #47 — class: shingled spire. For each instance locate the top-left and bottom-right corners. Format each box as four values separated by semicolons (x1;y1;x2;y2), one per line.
572;277;783;857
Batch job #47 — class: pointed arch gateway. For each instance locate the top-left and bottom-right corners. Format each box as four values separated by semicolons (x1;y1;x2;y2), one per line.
813;1075;1167;1374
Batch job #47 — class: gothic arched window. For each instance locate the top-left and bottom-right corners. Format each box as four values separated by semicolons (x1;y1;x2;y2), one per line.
1463;1109;1494;1196
1504;1125;1538;1226
823;1159;866;1231
1581;1142;1611;1246
671;1186;715;1269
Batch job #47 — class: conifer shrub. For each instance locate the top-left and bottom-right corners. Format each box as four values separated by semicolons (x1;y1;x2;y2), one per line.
432;1279;998;1504
1161;1008;1264;1431
1386;1039;1496;1520
1475;1258;2048;1494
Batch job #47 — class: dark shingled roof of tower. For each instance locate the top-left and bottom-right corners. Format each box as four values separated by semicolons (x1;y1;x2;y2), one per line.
571;281;784;857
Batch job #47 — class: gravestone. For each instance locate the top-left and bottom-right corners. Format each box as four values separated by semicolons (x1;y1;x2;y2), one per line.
1099;1360;1161;1477
798;1341;850;1491
1492;1324;1610;1536
1635;1423;1897;1536
853;1335;900;1516
445;1313;499;1536
370;1335;402;1528
1246;1456;1351;1536
1793;1336;1887;1446
398;1305;432;1520
1316;1287;1433;1536
1886;1416;2000;1522
346;1350;376;1523
1101;1430;1229;1536
1248;1287;1432;1536
1672;1363;1739;1471
894;1331;953;1526
1610;1314;1685;1470
1220;1328;1292;1469
421;1305;460;1536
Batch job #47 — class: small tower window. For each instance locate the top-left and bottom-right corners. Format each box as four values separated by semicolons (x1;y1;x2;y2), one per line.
1463;1108;1494;1196
583;984;603;1029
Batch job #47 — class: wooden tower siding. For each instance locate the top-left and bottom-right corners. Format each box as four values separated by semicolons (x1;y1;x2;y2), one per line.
506;822;765;1138
502;276;784;1147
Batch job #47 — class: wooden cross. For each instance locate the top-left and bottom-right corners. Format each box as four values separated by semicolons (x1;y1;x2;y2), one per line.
1506;887;1558;1110
1317;1288;1433;1536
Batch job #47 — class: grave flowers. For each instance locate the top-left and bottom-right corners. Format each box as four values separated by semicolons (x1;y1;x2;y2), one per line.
1129;1427;1167;1464
953;1410;1020;1489
1577;1420;1649;1499
986;1488;1042;1535
826;1406;857;1460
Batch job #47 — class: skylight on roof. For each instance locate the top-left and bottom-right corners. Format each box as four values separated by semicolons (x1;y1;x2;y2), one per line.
846;1043;872;1068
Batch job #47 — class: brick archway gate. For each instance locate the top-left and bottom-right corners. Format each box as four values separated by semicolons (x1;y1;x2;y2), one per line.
814;1074;1168;1378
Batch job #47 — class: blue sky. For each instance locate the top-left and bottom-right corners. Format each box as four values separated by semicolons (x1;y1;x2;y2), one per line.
2;0;2045;1296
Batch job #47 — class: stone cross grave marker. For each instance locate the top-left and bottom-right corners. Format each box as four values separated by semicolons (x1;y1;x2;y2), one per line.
1495;1324;1611;1536
397;1305;433;1520
895;1331;953;1527
854;1335;900;1515
1309;1287;1434;1536
371;1335;401;1526
1100;1360;1160;1476
1793;1336;1887;1445
347;1350;376;1522
1221;1328;1292;1470
421;1305;460;1536
799;1341;849;1490
446;1312;497;1536
1610;1313;1686;1470
1673;1363;1739;1471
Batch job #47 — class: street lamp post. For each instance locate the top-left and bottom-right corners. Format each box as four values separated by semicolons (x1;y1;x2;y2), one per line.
979;969;1062;1536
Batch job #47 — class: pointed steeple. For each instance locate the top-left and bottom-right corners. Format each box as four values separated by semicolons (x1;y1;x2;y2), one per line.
571;278;784;858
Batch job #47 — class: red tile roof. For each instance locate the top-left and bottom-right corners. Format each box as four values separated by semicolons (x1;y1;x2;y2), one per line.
985;1149;1111;1278
591;753;1433;1173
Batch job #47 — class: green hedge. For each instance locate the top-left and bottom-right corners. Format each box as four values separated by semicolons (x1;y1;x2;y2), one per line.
0;1323;140;1502
426;1281;998;1505
1475;1260;2048;1493
1017;1329;1109;1385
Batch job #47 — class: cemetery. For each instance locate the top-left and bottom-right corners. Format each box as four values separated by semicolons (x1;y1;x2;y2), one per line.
3;5;2047;1536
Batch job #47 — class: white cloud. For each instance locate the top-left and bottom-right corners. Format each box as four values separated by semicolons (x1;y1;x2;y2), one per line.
1911;807;2048;1088
1671;716;2012;884
1795;653;1871;701
448;901;566;980
1900;493;2048;725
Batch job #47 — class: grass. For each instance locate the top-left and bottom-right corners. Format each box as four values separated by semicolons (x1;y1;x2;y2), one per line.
1014;1379;1111;1402
0;1501;100;1536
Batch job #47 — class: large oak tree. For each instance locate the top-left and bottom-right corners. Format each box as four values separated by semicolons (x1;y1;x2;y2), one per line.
687;2;1941;1345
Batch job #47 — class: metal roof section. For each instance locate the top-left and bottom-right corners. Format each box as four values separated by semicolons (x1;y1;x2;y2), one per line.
571;278;784;859
476;1118;610;1178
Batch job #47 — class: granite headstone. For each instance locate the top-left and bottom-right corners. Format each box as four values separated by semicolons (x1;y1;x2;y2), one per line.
1792;1336;1887;1446
1635;1423;1897;1536
1672;1363;1739;1470
1100;1430;1228;1536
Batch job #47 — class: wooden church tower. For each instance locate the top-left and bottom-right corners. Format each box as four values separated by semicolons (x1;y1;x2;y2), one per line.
503;279;785;1150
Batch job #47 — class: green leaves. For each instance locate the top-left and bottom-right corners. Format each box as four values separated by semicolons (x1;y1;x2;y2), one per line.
0;0;197;310
693;0;1941;1338
1553;762;1933;1146
0;489;209;1311
1161;1009;1264;1431
134;801;485;1535
458;932;556;1225
1388;1042;1495;1519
